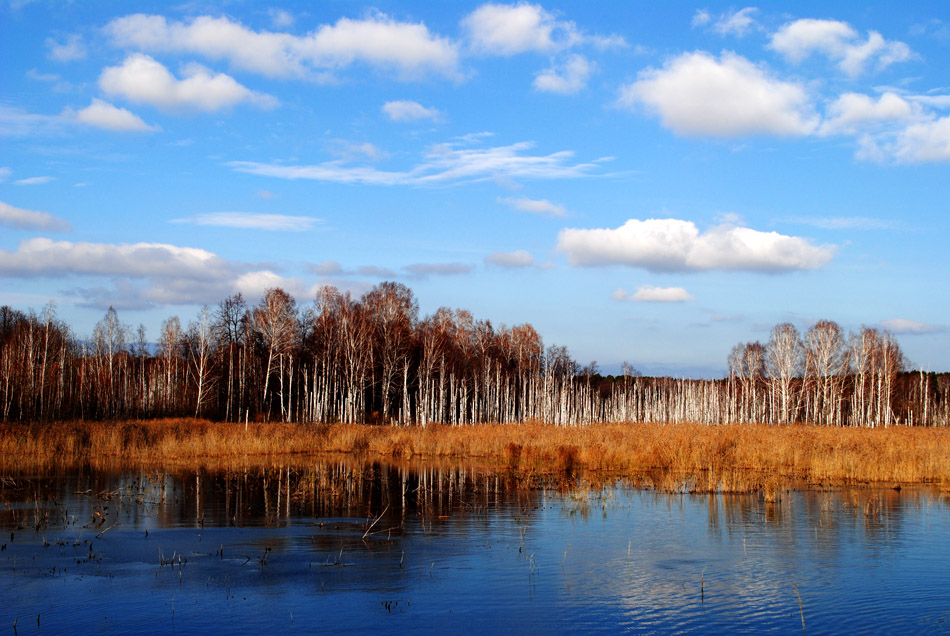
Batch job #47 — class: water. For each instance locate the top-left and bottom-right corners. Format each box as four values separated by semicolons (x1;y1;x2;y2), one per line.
1;462;948;634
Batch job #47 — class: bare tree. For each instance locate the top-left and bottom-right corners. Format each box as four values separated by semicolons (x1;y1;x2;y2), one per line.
187;306;216;418
254;288;298;422
766;324;804;424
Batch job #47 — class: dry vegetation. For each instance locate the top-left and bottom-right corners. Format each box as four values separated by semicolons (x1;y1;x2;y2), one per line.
2;418;949;490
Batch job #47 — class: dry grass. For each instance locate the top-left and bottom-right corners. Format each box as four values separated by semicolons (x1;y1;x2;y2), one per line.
2;419;950;489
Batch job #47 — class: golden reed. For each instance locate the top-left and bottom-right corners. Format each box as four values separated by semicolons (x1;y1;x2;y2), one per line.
2;419;949;488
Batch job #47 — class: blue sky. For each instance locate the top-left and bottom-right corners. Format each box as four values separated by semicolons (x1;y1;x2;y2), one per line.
2;1;948;376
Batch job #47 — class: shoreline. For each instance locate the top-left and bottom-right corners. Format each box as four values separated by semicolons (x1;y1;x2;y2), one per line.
3;418;950;491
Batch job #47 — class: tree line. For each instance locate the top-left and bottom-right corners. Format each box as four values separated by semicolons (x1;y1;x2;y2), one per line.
0;283;947;426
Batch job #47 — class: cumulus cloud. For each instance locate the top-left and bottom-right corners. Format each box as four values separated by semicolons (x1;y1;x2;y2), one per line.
71;98;158;132
879;319;947;335
171;212;322;231
533;54;593;94
462;3;574;55
485;250;534;268
382;100;441;122
613;285;694;302
557;218;835;273
230;140;600;185
618;51;818;137
769;19;913;76
820;92;919;136
46;34;86;61
0;237;303;308
0;238;230;279
99;54;278;112
498;196;566;217
0;200;72;232
104;12;460;80
890;116;950;163
461;3;624;55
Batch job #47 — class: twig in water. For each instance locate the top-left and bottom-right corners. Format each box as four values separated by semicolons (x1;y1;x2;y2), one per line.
794;583;805;634
362;505;390;540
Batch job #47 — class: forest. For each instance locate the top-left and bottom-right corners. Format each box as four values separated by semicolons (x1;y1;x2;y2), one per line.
1;282;947;427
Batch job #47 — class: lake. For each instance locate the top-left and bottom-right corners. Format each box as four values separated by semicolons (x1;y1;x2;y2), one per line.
1;461;949;634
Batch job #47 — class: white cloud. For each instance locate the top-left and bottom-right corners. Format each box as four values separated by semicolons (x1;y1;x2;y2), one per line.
618;51;818;137
820;92;919;136
0;105;64;137
72;98;158;132
229;140;600;185
328;140;386;162
769;19;913;76
382;100;441;122
880;319;947;335
310;260;344;276
105;13;460;80
462;3;573;55
614;285;694;302
0;167;10;182
99;54;278;112
557;218;835;273
891;115;950;163
485;250;534;268
0;200;72;232
403;262;474;279
269;9;295;29
171;212;322;231
498;196;566;217
234;270;308;300
0;238;230;279
691;10;711;28
462;3;624;55
712;8;759;37
14;176;54;185
0;236;306;308
307;260;471;280
785;216;895;230
533;54;593;94
46;34;86;61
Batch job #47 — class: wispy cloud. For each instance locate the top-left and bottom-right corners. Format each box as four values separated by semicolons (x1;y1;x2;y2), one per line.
171;212;322;231
879;318;946;335
485;250;535;268
229;140;602;186
498;196;567;217
0;200;73;232
783;216;897;230
309;259;472;280
14;176;55;186
613;285;694;302
382;100;441;122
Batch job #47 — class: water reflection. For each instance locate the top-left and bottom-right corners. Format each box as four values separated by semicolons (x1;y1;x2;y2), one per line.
1;462;948;635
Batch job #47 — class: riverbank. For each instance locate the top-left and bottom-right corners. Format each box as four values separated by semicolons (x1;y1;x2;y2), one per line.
3;418;950;489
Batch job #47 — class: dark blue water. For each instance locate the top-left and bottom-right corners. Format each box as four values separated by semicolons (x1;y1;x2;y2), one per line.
1;464;948;634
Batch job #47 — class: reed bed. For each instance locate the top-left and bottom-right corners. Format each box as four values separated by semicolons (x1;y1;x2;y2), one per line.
2;418;949;488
